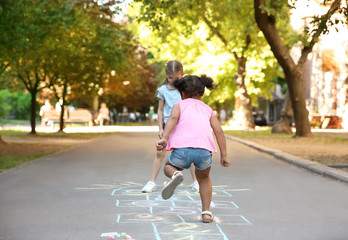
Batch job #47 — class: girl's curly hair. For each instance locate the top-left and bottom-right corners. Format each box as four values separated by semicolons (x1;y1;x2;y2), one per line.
173;75;216;98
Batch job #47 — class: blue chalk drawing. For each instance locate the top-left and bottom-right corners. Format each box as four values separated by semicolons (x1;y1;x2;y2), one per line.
76;182;252;239
111;183;252;240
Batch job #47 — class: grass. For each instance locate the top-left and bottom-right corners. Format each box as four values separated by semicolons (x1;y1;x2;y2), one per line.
0;152;51;172
0;119;30;125
315;134;348;143
224;129;279;137
1;129;112;139
0;118;151;127
224;128;348;143
224;128;348;166
0;129;115;173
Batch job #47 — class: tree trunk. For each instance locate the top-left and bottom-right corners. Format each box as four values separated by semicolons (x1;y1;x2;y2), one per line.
286;67;312;137
29;89;37;135
58;103;65;132
58;104;64;132
19;71;46;135
272;90;293;134
58;82;68;132
254;0;312;137
233;56;255;130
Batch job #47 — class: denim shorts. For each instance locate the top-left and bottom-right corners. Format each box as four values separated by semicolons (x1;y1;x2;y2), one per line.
169;148;212;170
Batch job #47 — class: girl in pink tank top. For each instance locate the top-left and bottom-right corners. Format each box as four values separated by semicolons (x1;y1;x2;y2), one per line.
156;75;230;223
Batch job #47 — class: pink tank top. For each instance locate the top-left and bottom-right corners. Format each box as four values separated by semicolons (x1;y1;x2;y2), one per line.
166;98;217;152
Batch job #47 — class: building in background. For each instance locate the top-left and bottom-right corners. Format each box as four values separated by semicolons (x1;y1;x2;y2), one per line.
261;0;348;129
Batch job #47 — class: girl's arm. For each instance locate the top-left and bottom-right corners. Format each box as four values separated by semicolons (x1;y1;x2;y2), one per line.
210;115;230;167
156;103;180;151
157;99;165;138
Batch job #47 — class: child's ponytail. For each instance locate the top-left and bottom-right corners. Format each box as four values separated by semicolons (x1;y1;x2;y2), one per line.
199;75;216;90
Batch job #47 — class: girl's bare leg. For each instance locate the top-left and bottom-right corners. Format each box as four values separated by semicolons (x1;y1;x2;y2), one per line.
189;164;197;181
195;167;212;221
163;160;181;178
150;150;166;182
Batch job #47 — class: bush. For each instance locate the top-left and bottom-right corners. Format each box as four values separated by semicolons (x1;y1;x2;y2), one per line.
0;90;36;120
9;91;33;120
0;89;11;118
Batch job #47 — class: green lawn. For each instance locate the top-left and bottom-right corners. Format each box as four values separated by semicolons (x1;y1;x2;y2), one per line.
224;128;348;143
0;129;114;173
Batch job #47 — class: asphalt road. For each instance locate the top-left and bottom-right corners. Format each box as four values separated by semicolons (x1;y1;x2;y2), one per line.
0;131;348;240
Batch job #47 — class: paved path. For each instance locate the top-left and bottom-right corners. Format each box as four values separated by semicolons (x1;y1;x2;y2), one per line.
1;132;348;240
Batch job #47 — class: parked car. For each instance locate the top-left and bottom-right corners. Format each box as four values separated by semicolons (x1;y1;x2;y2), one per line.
254;111;267;126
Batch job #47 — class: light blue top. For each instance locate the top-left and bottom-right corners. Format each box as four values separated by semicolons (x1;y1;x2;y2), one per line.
157;84;182;123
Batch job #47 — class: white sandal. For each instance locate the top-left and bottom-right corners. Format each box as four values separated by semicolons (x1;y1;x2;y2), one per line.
161;171;184;200
202;211;214;223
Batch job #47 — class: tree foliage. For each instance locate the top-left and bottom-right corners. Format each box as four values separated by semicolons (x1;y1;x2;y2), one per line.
131;0;285;129
0;89;11;118
0;0;156;132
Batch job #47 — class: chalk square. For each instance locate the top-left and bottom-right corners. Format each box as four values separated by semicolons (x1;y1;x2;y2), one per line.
112;193;149;200
116;213;185;223
154;222;223;235
168;200;201;208
211;201;239;209
158;232;226;240
214;215;251;225
151;206;200;217
115;199;172;208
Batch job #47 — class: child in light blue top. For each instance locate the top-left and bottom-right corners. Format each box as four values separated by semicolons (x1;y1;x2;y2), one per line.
157;84;181;125
142;60;198;193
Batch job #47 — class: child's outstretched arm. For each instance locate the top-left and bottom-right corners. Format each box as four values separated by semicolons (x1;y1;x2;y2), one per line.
210;115;230;167
157;99;165;138
156;103;180;151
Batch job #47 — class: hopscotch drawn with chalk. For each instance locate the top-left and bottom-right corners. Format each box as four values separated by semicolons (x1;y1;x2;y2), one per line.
99;182;252;240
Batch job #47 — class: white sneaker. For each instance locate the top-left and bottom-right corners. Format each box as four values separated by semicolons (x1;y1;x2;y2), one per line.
191;181;199;192
141;181;156;193
161;171;184;200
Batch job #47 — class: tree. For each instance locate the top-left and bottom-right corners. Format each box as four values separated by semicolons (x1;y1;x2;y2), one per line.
1;0;135;133
43;2;131;131
254;0;347;137
0;0;20;78
132;0;281;129
103;46;158;112
5;0;61;134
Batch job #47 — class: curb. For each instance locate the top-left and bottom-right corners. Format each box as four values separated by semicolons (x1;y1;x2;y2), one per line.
225;135;348;184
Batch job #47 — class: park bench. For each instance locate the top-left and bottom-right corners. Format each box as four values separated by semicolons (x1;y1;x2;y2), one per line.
66;109;93;126
310;115;343;129
41;109;93;126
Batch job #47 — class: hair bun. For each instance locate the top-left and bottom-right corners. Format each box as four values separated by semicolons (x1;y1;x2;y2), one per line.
200;75;215;90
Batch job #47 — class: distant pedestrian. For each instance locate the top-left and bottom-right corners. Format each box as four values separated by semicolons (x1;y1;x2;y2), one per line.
55;99;63;112
148;106;155;125
220;109;226;124
40;99;54;115
40;100;54;127
129;112;136;122
96;103;110;126
156;74;230;223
